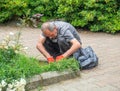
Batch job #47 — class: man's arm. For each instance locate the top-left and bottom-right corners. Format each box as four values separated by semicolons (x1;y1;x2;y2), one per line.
62;38;81;58
36;35;52;58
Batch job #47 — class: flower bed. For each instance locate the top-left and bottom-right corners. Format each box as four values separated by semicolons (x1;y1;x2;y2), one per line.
0;32;80;90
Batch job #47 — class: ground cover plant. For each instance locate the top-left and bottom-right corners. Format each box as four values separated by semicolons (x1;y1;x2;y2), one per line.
0;32;79;90
0;54;79;82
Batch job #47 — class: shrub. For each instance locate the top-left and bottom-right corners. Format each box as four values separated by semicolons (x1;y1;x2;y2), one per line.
0;0;28;22
57;0;120;33
0;0;120;33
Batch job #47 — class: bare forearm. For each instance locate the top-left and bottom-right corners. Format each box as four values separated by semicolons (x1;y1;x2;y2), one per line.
36;44;51;58
63;41;81;58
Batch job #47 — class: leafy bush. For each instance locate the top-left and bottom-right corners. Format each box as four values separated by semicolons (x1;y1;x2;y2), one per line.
57;0;120;33
28;0;59;22
0;0;28;22
0;0;120;33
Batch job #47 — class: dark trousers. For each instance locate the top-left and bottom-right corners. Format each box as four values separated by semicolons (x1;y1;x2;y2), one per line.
44;37;81;59
43;37;71;58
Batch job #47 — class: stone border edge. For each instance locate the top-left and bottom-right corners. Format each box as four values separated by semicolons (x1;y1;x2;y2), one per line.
25;70;80;90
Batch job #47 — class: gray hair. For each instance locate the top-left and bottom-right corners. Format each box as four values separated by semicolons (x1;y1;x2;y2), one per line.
41;22;55;32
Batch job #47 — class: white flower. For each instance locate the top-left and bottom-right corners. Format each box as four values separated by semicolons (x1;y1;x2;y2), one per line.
6;87;16;91
20;78;26;85
8;83;14;89
4;46;8;49
9;32;14;36
14;81;20;88
23;47;28;50
0;88;2;91
13;78;26;91
1;80;7;87
15;50;19;53
0;80;7;91
0;79;26;91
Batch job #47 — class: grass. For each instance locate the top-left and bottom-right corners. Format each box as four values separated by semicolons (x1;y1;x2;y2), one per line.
0;53;79;83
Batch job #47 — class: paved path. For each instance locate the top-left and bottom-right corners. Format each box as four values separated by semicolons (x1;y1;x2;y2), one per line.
0;26;120;91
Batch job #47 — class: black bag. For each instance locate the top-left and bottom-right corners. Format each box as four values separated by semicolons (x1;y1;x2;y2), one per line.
75;46;98;70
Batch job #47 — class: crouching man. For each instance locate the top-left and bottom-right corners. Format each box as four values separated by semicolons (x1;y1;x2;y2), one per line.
36;21;82;63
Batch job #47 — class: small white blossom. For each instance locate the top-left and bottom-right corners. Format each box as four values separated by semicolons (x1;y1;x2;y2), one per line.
14;81;20;88
1;80;7;87
8;83;14;89
13;78;26;91
0;88;2;91
6;87;16;91
0;79;26;91
23;47;28;50
15;50;19;53
4;46;8;49
9;32;14;36
20;78;26;85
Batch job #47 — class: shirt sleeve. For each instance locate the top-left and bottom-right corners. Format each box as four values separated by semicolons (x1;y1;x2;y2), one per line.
63;30;75;42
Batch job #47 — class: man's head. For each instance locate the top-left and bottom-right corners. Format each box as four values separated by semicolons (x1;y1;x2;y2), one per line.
41;22;57;39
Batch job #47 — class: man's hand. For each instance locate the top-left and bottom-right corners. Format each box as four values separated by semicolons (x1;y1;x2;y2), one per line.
47;57;55;63
56;55;64;61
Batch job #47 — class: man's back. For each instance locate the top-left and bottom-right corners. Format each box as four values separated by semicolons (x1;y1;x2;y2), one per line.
52;21;81;44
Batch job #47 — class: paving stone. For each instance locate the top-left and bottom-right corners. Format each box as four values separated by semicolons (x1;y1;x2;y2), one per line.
74;83;101;91
111;82;120;89
100;85;120;91
43;87;65;91
42;83;65;91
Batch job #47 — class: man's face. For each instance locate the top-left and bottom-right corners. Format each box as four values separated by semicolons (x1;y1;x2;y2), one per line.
43;28;57;39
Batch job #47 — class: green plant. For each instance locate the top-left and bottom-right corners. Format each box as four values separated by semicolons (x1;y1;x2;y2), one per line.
0;54;79;82
0;48;16;63
0;31;79;80
0;32;26;54
0;0;28;23
56;0;120;33
1;0;119;33
19;9;33;27
0;30;79;90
